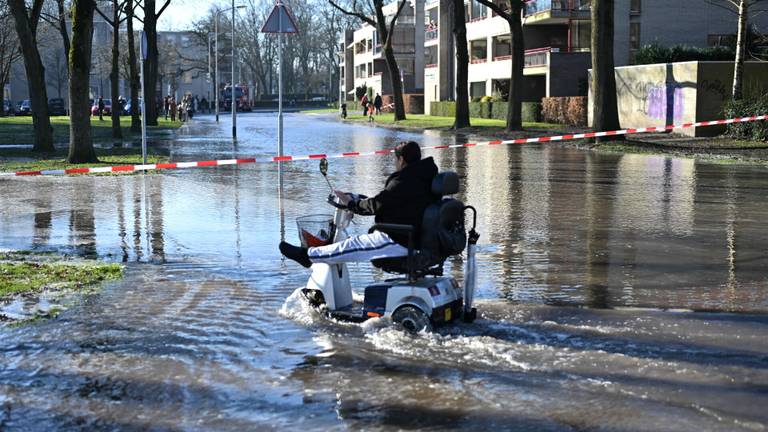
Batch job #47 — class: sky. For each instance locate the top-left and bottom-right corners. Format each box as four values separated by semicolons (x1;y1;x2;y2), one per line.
157;0;220;31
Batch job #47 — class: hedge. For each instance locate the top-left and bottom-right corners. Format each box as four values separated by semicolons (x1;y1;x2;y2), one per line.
433;100;542;122
431;101;456;117
723;96;768;142
635;43;734;65
541;97;587;126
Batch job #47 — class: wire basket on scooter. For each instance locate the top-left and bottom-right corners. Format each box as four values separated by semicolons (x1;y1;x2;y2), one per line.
296;214;334;248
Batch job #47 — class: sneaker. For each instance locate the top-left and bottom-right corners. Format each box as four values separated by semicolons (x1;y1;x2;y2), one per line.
279;241;311;268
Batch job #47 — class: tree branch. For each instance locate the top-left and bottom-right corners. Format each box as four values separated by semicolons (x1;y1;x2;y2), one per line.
475;0;514;21
157;0;172;18
95;7;116;26
329;0;376;27
385;0;407;48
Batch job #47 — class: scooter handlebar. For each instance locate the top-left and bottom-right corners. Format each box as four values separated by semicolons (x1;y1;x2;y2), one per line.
327;193;367;210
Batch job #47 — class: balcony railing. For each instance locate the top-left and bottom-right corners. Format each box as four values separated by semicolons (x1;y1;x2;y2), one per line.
425;28;438;41
524;0;591;17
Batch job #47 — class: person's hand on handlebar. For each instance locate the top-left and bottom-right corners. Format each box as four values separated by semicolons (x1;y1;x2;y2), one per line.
333;190;352;205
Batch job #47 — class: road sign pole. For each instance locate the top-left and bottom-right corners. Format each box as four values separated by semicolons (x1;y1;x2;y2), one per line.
261;0;297;159
278;27;283;156
140;31;148;165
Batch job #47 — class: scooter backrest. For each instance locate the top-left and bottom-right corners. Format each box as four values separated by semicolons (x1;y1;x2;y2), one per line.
431;172;459;197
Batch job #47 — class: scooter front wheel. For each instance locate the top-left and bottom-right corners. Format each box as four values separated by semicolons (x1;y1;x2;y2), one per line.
392;305;432;334
302;289;325;308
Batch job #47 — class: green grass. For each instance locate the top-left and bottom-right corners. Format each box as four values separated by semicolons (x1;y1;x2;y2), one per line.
0;253;123;299
342;113;562;130
0;147;169;173
0;116;181;146
300;108;339;114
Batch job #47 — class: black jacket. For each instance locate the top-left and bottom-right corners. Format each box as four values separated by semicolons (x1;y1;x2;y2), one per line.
349;157;438;246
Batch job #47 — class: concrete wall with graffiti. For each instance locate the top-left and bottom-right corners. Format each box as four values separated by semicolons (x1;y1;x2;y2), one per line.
589;61;768;137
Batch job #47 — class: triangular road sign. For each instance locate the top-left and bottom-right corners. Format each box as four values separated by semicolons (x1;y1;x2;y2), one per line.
261;1;299;34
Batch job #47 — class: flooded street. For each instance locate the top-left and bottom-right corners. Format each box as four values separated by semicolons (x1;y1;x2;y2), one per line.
1;113;767;431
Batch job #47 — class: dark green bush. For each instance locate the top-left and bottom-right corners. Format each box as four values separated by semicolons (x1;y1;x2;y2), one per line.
723;96;768;142
635;43;735;65
430;101;456;117
490;101;541;122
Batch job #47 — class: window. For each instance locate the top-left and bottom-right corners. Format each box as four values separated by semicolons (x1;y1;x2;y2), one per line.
492;34;511;60
470;81;486;100
629;22;641;50
470;2;487;21
708;34;736;48
630;0;641;14
470;39;488;63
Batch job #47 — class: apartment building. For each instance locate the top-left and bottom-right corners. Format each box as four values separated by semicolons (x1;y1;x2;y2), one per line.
339;1;425;101
425;0;591;113
341;0;768;114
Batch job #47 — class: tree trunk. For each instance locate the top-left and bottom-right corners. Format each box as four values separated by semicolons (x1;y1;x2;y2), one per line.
55;0;71;77
590;0;622;142
143;0;159;125
732;0;747;101
126;0;140;132
374;1;406;121
506;2;524;131
110;0;122;139
8;0;54;152
452;0;470;129
67;0;98;163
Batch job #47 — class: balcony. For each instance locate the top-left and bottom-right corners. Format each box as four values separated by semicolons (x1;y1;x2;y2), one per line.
524;0;590;24
425;28;438;42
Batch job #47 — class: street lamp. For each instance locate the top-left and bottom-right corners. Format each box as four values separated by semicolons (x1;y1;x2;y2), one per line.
214;4;245;124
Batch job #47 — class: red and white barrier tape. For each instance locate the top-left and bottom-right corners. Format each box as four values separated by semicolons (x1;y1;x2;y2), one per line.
1;114;766;177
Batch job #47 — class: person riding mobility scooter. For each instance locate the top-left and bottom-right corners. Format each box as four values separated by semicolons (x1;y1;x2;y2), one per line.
280;143;479;333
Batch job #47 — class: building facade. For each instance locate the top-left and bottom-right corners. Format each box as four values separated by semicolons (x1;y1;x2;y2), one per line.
341;0;768;115
339;0;425;101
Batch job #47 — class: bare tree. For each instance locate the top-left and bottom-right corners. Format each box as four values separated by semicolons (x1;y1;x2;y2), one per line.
330;0;408;121
452;0;469;128
590;0;621;142
7;0;54;152
67;0;98;163
707;0;768;100
125;0;140;131
0;4;23;116
138;0;172;126
475;0;523;131
96;0;129;139
40;0;71;79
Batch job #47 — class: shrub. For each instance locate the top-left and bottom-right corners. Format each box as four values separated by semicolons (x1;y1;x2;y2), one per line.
723;96;768;142
480;95;493;103
490;101;541;122
522;102;542;123
635;43;735;65
431;101;456;117
542;97;586;126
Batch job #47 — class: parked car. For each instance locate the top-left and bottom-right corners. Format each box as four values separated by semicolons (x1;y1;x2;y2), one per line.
90;99;112;116
48;98;67;116
2;100;14;116
17;100;32;116
122;98;142;115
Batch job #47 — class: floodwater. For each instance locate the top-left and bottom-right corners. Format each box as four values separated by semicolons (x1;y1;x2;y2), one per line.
1;113;767;431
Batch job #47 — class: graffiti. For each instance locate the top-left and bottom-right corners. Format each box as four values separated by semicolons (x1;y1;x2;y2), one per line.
646;85;684;123
700;79;727;99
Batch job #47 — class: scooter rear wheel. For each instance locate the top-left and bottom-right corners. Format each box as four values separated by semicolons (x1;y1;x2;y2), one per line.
392;305;431;334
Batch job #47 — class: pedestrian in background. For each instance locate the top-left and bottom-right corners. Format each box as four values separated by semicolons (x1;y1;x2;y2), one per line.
374;93;382;115
170;99;177;122
97;97;105;121
361;94;369;116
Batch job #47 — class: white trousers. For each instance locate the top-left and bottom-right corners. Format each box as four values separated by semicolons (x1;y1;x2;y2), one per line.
307;231;408;265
